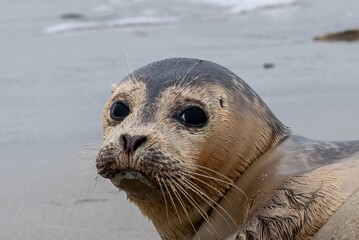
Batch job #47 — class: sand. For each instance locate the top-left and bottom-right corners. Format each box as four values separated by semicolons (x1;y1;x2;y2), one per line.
0;0;359;239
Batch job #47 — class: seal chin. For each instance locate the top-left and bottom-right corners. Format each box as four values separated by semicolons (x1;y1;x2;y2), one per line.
111;171;161;201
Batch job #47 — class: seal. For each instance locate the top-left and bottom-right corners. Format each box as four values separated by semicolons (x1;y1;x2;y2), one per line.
96;58;359;239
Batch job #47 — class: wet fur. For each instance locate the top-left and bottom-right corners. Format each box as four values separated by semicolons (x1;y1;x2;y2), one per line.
96;58;359;239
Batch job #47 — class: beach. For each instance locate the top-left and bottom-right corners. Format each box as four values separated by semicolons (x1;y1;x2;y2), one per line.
1;0;359;239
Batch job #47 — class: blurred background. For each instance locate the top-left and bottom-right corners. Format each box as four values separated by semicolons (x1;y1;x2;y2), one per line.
1;0;359;239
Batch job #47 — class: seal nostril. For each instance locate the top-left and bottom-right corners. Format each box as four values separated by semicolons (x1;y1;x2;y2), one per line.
121;134;147;155
134;136;147;152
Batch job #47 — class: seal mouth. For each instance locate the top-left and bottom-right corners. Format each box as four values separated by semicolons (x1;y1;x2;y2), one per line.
111;170;156;189
110;170;161;201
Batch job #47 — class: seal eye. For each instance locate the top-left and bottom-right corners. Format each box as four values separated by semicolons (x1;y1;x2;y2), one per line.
180;107;207;127
110;101;130;121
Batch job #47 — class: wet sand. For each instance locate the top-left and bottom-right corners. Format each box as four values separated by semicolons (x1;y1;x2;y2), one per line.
1;0;359;239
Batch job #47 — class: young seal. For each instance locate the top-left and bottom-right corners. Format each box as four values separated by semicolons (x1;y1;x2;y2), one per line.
96;58;359;239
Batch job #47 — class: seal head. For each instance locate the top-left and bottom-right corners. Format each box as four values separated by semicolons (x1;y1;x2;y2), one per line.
96;58;289;239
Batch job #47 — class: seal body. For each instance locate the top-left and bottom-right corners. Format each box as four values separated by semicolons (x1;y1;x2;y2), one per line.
96;58;359;239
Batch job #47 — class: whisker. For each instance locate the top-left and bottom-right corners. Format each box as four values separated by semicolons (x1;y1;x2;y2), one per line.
177;60;202;87
126;54;139;83
55;162;96;202
76;171;100;201
63;170;100;223
59;164;97;191
179;174;237;228
173;179;209;219
187;170;248;205
123;68;135;84
180;170;232;205
162;179;182;225
82;142;101;149
54;148;101;219
182;163;248;204
172;179;218;236
166;176;199;238
185;169;232;189
157;176;169;220
183;162;238;184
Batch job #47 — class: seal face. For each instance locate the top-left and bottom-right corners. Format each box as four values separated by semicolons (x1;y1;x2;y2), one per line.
96;58;359;239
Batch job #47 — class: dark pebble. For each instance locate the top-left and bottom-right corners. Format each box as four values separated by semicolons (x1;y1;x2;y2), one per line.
263;63;275;69
61;13;84;20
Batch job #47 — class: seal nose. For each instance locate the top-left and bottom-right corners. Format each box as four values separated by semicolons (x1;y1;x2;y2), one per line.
121;134;147;155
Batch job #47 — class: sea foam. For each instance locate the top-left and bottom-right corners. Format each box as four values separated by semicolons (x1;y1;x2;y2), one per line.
45;16;177;34
194;0;298;13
